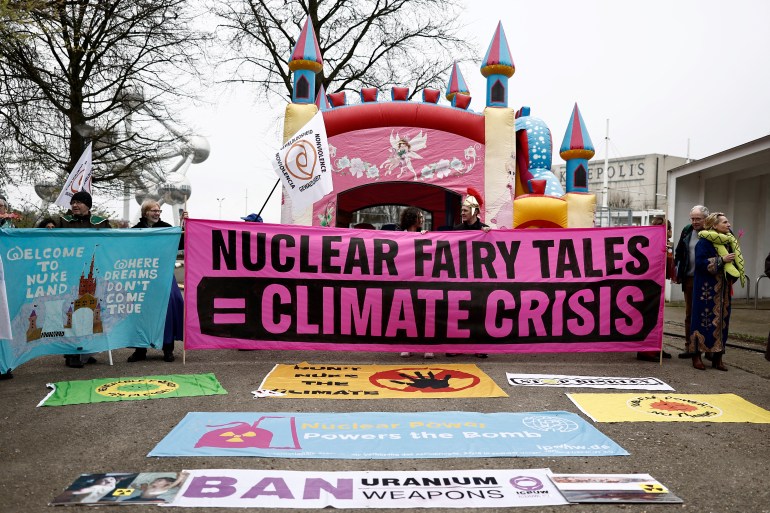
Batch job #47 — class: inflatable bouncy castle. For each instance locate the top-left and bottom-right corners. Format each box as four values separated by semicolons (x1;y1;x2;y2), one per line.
280;19;596;229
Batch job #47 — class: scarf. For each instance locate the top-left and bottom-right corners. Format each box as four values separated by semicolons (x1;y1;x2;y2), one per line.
698;229;746;287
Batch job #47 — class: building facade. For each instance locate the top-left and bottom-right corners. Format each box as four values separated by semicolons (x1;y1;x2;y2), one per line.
554;154;687;225
667;135;770;302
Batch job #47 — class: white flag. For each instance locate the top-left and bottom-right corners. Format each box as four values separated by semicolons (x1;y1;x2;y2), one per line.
271;111;333;212
54;142;92;209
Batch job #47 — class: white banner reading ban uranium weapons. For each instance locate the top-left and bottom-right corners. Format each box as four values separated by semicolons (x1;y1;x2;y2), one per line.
169;469;568;509
272;112;333;212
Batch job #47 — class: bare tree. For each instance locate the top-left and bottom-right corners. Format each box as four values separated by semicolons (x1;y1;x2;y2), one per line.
215;0;475;101
0;0;210;195
609;190;632;209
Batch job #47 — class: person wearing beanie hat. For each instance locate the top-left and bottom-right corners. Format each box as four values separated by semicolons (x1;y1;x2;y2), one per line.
71;190;92;209
446;188;490;359
58;190;110;229
58;190;111;368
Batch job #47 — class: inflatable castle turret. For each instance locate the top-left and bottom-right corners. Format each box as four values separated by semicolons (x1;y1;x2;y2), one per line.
561;103;595;193
289;18;323;104
559;103;597;226
481;21;514;108
279;18;596;229
446;62;471;109
315;84;331;111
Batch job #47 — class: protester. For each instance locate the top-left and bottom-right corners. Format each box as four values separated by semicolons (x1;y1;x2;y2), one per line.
397;207;433;359
637;216;673;361
0;196;17;228
37;217;57;228
453;188;491;233
126;200;183;363
673;205;709;359
0;196;15;379
241;213;263;223
690;212;745;371
58;191;110;368
235;213;264;352
447;189;489;358
58;190;111;229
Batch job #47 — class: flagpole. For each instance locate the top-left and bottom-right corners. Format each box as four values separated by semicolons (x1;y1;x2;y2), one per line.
257;179;280;217
182;198;187;367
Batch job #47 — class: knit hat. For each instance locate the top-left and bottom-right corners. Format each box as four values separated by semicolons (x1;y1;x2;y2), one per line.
70;190;92;210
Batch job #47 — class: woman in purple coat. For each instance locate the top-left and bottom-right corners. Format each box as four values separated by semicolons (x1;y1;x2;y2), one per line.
689;213;745;371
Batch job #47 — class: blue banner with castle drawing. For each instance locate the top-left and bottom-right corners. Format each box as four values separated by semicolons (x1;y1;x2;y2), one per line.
0;228;180;373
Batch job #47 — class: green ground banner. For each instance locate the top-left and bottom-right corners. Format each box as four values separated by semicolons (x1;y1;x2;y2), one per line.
38;373;227;406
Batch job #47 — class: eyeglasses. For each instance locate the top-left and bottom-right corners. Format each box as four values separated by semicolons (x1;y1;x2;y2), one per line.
149;209;162;214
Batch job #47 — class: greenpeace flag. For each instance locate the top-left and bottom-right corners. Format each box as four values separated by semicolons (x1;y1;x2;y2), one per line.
271;111;333;212
54;142;93;209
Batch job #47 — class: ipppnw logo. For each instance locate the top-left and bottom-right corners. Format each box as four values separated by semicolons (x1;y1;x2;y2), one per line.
285;139;318;181
509;476;543;491
522;415;579;433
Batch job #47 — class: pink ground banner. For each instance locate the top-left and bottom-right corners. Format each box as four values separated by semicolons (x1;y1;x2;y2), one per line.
184;220;665;354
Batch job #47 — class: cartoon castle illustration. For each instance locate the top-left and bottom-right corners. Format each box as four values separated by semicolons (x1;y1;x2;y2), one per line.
26;310;42;342
26;253;103;342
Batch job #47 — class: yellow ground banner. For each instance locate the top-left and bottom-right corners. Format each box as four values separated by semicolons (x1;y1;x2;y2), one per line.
254;362;508;399
568;393;770;423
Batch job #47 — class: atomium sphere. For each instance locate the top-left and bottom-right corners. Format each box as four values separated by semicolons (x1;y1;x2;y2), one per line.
157;172;192;204
188;135;210;164
134;186;161;206
35;181;61;202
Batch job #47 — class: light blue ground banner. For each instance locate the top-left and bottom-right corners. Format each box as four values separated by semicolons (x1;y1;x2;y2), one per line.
148;411;628;459
0;228;180;373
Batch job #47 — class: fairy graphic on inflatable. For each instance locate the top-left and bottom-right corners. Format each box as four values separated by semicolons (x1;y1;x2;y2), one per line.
381;130;428;180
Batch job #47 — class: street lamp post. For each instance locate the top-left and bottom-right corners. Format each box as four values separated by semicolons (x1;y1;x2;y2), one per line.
216;197;225;219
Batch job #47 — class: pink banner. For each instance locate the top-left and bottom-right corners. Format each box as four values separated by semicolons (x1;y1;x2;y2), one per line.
184;220;665;353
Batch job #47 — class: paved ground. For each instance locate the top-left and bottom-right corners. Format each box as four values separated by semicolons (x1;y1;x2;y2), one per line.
1;303;769;513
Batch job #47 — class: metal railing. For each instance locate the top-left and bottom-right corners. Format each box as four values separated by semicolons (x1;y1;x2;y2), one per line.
756;274;770;309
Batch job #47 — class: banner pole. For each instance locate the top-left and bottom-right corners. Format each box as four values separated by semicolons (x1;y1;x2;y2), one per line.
182;199;187;366
257;179;280;217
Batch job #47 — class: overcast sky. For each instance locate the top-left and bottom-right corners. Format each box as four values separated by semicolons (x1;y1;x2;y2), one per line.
125;0;770;224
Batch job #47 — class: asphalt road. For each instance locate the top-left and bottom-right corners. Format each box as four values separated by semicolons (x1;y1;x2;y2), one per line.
1;328;769;513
